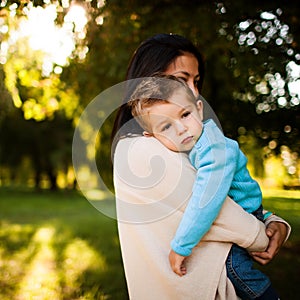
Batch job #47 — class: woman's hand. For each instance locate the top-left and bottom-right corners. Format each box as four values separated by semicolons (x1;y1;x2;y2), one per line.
169;249;187;276
250;221;288;265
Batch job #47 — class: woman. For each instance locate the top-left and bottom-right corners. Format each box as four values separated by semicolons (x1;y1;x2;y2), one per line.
112;33;290;299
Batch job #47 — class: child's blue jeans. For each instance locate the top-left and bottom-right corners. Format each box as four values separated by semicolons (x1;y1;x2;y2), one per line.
225;206;277;299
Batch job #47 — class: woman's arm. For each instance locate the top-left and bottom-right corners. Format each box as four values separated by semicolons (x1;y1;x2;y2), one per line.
114;136;290;256
169;196;270;276
201;196;269;251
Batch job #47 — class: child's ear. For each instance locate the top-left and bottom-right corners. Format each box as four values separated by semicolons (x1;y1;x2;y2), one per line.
196;100;204;120
143;131;153;137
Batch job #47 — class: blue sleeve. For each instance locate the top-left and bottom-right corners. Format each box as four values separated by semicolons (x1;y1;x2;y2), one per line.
171;124;239;256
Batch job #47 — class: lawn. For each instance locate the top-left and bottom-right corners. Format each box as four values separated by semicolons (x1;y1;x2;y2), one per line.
0;188;128;300
0;187;299;299
256;188;300;299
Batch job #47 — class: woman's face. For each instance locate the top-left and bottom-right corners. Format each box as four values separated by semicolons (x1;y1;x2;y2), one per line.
164;52;200;97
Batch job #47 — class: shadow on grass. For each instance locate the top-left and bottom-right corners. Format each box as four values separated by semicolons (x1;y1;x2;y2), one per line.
0;188;128;300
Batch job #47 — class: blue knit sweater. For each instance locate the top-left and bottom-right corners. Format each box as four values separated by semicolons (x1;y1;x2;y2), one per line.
171;119;262;256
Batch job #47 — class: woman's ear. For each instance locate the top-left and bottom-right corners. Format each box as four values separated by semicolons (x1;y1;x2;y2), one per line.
143;131;153;137
196;100;204;121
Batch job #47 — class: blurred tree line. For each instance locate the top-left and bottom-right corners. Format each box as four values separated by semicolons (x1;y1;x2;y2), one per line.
0;0;299;190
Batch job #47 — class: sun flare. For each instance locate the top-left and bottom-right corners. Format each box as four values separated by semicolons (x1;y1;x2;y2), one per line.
1;3;88;76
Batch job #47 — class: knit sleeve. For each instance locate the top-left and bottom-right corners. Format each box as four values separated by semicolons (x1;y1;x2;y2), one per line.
171;121;240;256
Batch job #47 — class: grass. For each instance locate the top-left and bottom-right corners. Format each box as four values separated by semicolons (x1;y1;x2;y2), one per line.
0;187;299;299
0;188;128;300
256;189;300;299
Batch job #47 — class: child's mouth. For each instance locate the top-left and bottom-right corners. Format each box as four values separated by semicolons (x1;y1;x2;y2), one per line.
181;136;193;144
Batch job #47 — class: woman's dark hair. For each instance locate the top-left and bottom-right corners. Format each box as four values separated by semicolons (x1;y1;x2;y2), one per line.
111;33;205;144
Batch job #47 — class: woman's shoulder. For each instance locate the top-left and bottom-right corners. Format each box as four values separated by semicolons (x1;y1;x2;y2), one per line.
115;136;181;164
114;136;193;177
116;136;167;153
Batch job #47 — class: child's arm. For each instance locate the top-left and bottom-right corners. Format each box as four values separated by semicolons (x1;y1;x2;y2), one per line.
171;121;238;257
169;196;269;276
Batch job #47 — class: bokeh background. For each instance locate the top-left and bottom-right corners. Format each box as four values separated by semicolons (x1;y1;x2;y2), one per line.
0;0;299;299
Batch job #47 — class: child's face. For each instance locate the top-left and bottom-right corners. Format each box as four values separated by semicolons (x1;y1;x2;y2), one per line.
143;89;203;152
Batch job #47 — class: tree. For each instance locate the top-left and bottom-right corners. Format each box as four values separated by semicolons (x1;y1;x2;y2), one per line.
0;1;79;188
0;0;299;189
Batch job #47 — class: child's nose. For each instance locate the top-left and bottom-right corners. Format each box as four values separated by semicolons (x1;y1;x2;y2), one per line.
175;121;187;135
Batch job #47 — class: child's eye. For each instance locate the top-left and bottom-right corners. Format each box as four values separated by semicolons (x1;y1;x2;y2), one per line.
161;123;171;132
182;111;191;118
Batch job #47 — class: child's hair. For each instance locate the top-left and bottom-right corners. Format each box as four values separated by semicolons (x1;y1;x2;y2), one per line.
128;75;196;132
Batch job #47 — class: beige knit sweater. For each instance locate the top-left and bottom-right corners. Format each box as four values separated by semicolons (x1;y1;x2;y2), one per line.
114;136;290;300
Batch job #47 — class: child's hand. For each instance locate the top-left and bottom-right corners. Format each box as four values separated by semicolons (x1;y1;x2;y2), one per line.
169;249;187;276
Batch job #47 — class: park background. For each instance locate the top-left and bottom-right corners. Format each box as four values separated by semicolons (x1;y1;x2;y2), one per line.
0;0;299;299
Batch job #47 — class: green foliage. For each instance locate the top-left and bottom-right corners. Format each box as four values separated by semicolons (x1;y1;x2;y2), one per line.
0;0;299;189
0;105;74;189
0;3;79;188
96;110;117;193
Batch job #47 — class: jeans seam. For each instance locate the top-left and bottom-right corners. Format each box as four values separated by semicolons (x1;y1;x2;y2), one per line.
227;249;261;299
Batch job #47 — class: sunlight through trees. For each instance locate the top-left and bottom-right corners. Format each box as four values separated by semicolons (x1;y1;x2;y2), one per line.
0;0;299;189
